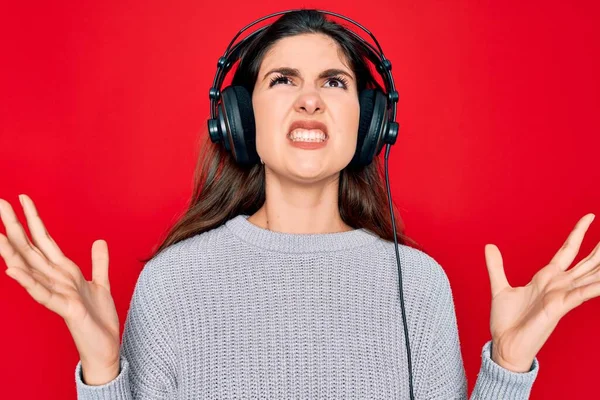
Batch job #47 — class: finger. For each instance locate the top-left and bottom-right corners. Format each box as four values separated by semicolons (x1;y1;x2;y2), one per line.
2;232;55;291
564;280;600;313
91;239;110;292
0;233;29;273
0;232;68;293
568;239;600;280
5;267;68;316
18;195;82;281
548;213;595;271
572;266;600;289
19;194;66;265
0;199;68;283
485;244;510;297
14;253;56;290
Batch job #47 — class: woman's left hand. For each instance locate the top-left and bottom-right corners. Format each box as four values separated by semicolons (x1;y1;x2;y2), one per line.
485;213;599;372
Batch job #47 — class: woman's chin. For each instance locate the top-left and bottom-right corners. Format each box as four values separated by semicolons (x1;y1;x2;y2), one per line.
283;162;330;182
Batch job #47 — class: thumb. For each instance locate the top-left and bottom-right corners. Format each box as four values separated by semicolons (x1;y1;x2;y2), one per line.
91;239;110;292
485;244;510;298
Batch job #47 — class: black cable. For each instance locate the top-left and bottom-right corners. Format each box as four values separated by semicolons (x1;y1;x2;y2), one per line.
384;143;415;400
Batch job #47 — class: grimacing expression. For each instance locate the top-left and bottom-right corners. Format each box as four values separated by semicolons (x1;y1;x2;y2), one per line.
252;33;360;183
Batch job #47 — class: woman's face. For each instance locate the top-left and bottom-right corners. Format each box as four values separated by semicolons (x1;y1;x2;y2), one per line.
252;33;360;183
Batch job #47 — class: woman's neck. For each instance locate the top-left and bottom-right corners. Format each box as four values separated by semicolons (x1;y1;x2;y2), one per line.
247;206;354;234
247;173;354;234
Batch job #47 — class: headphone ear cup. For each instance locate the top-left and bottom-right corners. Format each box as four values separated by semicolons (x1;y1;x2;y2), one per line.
352;89;387;168
220;85;258;166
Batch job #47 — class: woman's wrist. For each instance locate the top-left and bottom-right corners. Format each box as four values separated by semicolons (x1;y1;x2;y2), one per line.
80;357;121;385
490;340;534;373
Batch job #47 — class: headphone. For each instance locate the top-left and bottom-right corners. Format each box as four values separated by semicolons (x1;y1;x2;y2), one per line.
206;9;415;400
207;9;399;168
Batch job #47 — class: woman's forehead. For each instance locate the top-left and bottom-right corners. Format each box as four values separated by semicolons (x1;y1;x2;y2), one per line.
260;34;352;74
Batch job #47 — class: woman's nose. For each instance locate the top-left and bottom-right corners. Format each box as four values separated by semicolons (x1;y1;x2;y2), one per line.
293;91;325;114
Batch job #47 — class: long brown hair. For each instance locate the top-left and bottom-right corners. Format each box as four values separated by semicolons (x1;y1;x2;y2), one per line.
139;10;422;264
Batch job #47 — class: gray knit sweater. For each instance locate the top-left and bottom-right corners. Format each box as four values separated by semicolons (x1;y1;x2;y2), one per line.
74;214;539;399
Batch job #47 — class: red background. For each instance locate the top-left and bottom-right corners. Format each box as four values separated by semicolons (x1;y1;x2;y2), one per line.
1;0;599;398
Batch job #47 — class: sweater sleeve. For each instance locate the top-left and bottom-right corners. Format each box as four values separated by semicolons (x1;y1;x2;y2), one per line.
74;259;178;399
422;265;539;399
470;340;539;399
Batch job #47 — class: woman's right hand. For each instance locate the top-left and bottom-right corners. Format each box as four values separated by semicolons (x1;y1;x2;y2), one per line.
0;194;121;385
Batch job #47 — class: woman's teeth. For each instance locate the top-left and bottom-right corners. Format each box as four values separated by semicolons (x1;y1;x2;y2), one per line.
288;129;328;142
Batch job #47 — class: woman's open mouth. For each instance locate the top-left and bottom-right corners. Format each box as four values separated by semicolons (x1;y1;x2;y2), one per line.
287;128;328;150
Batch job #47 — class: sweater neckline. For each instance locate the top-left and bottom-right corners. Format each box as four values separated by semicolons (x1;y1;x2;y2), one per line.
225;214;379;253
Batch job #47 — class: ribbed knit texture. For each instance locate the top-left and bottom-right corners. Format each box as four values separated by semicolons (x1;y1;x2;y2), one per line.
74;214;539;399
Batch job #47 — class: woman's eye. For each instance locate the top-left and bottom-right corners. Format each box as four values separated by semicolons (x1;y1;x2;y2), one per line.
325;78;348;89
268;75;349;89
269;76;292;86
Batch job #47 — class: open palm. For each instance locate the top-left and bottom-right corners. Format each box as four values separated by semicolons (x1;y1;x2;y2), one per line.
485;213;600;372
0;195;120;378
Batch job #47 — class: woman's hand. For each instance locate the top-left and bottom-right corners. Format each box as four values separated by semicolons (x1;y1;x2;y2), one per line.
485;213;599;372
0;194;121;384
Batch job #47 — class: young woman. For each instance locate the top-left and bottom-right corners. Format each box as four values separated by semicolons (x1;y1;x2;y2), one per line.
1;9;598;400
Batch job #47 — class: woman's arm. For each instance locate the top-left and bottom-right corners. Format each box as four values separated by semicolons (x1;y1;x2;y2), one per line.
75;259;178;399
421;266;538;399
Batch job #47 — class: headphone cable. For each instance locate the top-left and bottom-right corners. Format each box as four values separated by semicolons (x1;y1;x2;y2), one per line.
384;143;415;400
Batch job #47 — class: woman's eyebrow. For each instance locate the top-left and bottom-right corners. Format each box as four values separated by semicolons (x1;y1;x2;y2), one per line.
262;67;354;82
